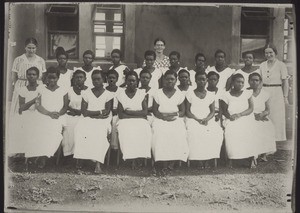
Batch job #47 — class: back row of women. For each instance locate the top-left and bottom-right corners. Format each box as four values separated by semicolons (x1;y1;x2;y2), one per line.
8;37;289;174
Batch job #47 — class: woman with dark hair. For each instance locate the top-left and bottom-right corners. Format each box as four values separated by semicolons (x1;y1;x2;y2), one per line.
142;38;170;72
220;73;257;168
117;71;152;169
10;37;46;115
109;49;130;87
234;51;260;89
259;43;289;141
206;49;235;92
73;50;102;88
189;53;207;89
56;47;73;90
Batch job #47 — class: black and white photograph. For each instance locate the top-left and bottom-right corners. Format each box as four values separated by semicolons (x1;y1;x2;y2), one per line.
3;2;297;212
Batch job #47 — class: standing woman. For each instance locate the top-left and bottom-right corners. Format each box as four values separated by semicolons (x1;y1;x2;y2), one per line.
10;37;46;115
62;70;88;157
206;49;235;92
177;69;191;95
234;51;260;89
109;49;130;87
152;70;189;172
117;71;152;168
189;53;208;89
220;74;257;168
248;73;276;162
74;50;102;88
186;72;223;168
56;47;73;90
73;70;113;173
259;44;289;141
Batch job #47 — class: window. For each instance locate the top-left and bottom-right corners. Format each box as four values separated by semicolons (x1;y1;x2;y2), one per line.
283;8;293;62
46;4;79;59
240;7;274;62
93;4;124;59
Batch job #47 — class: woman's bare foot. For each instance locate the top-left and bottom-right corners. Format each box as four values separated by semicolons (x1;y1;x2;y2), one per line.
227;159;233;169
76;159;82;169
199;161;204;169
37;156;46;169
260;154;268;162
94;162;102;174
204;160;211;169
250;158;257;169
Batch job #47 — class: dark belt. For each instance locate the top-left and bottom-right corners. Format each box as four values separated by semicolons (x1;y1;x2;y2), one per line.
263;84;282;87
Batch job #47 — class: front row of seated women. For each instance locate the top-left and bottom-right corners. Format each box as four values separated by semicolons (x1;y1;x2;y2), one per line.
8;65;276;174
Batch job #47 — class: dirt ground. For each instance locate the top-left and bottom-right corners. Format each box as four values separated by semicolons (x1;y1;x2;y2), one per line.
5;149;294;213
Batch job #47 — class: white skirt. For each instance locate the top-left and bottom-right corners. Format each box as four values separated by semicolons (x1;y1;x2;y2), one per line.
254;118;277;155
61;115;81;156
152;117;189;162
25;112;65;158
117;118;152;160
223;115;258;159
186;118;223;160
73;116;111;163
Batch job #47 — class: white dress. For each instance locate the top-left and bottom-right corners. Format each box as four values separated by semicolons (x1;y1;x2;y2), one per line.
259;59;288;141
73;89;113;163
26;86;67;158
145;88;157;125
206;66;235;92
134;68;163;90
74;66;102;89
117;89;152;160
57;69;73;90
186;90;223;160
234;69;260;90
152;89;189;162
252;89;276;155
8;85;42;155
109;64;128;87
61;87;85;156
221;90;257;159
110;87;124;150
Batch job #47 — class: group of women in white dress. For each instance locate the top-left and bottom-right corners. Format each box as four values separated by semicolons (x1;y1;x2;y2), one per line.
8;37;289;174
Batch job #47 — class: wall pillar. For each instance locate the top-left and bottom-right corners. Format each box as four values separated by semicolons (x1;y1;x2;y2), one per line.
231;6;241;66
124;4;135;63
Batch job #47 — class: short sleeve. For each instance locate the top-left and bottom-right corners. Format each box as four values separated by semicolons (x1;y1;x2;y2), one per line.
280;61;288;80
18;86;27;97
40;58;46;73
208;92;215;105
153;90;160;104
245;89;253;99
177;91;185;105
105;90;114;102
221;92;229;104
116;90;124;105
12;57;21;73
185;90;193;103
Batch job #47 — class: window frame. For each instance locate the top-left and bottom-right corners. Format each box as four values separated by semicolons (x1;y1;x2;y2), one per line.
92;4;125;60
45;4;79;60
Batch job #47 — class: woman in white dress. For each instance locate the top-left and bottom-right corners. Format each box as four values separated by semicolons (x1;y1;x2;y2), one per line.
186;71;223;168
55;47;73;90
248;72;276;162
109;49;130;87
234;51;260;90
189;53;208;89
73;70;113;174
259;44;289;141
10;38;46;115
32;67;68;168
206;49;235;92
177;69;192;95
220;73;257;168
8;67;41;162
73;50;102;88
62;70;88;157
135;50;163;90
152;70;189;173
139;69;156;125
117;71;152;169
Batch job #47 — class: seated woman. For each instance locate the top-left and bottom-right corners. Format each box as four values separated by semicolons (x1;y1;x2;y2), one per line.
220;73;257;168
73;70;113;174
30;67;68;168
248;72;276;162
185;71;223;168
152;70;189;174
117;71;152;169
8;67;41;167
62;70;88;157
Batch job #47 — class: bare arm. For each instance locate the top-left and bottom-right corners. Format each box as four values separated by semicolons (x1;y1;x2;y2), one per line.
203;102;216;122
36;95;59;119
81;98;101;118
220;99;231;120
282;78;289;104
118;99;147;119
124;97;148;117
178;99;186;118
59;94;69;116
232;97;254;120
18;95;36;114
